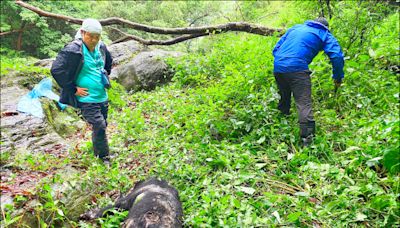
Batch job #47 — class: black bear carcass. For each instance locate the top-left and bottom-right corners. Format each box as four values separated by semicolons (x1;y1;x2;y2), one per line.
80;178;183;228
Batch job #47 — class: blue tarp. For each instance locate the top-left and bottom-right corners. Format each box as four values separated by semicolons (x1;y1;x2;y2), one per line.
17;78;67;118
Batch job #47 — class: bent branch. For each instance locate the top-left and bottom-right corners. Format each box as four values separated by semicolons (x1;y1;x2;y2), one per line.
15;0;284;45
15;0;84;24
101;18;282;36
0;25;34;36
111;28;224;45
0;29;26;36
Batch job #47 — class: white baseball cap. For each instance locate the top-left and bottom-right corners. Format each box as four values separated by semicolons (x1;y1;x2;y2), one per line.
81;18;102;34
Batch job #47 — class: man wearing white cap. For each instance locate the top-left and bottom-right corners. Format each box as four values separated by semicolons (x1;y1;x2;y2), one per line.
51;19;113;164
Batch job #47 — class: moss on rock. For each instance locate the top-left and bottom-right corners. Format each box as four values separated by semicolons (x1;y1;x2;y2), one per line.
42;99;85;138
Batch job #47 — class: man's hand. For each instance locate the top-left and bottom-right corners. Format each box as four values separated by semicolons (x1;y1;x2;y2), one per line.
75;87;89;96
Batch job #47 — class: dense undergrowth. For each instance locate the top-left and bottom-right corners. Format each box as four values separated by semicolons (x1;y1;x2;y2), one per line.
1;2;399;228
103;33;398;227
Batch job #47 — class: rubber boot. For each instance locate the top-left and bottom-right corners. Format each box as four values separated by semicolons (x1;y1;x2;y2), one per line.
300;122;315;147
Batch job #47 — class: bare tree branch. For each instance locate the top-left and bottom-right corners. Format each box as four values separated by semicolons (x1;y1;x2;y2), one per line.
108;19;282;36
0;25;34;36
110;27;208;45
15;0;284;46
15;0;84;24
0;29;25;36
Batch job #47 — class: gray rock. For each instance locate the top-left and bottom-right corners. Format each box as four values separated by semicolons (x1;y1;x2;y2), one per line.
0;74;74;155
0;85;29;113
50;165;79;198
115;50;182;91
108;40;147;65
33;58;54;68
42;99;85;138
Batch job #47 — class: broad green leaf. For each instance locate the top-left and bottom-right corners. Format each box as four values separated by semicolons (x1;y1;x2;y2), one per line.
236;186;256;195
256;136;266;144
57;209;64;217
287;211;302;222
368;48;376;58
272;211;281;223
294;192;309;197
366;157;382;167
255;163;267;169
355;213;367;221
383;149;400;173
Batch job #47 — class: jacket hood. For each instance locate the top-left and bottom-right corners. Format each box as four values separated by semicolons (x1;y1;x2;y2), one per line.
304;20;330;31
64;39;83;55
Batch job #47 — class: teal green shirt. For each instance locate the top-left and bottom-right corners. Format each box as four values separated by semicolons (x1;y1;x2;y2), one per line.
75;43;108;103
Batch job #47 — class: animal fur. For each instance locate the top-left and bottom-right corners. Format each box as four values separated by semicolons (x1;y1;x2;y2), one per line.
80;178;183;228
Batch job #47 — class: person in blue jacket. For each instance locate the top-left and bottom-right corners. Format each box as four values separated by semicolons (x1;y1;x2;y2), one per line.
51;19;113;163
273;17;344;146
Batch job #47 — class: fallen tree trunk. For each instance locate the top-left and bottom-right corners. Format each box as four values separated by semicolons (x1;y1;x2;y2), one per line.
110;28;210;45
15;0;284;45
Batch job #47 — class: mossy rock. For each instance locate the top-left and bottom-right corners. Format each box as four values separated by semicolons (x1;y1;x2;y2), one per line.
41;99;85;138
8;66;50;90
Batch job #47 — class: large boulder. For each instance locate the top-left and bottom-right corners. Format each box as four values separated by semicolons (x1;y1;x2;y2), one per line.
107;40;148;65
0;73;83;155
0;84;51;153
114;50;182;91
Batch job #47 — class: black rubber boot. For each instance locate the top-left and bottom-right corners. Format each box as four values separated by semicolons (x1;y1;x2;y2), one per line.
101;156;111;166
301;136;313;147
300;122;315;147
307;121;315;136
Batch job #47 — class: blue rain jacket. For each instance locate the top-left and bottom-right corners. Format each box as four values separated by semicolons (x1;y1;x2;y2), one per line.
273;20;344;81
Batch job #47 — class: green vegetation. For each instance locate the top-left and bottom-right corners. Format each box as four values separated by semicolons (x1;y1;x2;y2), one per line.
1;1;399;227
1;1;92;58
0;48;45;78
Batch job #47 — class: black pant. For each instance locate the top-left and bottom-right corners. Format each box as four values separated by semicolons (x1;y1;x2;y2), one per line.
78;101;109;159
274;71;315;138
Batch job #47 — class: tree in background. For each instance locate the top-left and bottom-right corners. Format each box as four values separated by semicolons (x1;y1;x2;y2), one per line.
1;1;234;56
1;1;93;58
293;1;398;57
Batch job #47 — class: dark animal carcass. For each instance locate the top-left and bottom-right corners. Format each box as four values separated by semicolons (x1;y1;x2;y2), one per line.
80;178;183;228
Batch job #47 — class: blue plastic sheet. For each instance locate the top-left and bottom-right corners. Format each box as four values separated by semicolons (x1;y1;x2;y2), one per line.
17;78;67;118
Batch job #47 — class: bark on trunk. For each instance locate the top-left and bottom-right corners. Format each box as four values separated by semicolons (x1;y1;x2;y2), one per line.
16;22;26;50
